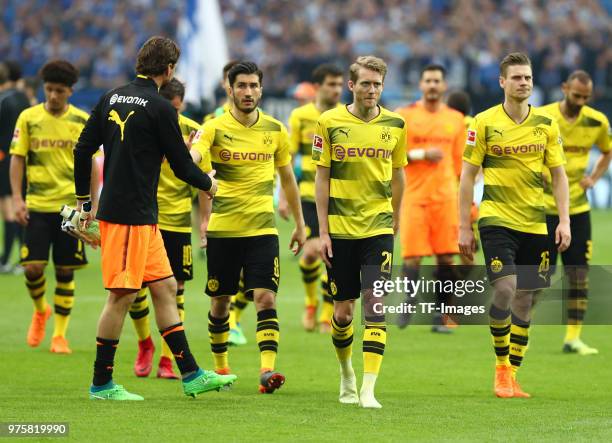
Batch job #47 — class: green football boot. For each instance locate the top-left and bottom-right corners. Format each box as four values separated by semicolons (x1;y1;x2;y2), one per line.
183;369;237;397
89;384;144;401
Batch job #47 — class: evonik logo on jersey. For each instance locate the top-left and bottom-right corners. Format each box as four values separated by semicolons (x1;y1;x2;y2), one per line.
109;94;148;107
490;143;545;156
219;149;273;162
333;145;392;161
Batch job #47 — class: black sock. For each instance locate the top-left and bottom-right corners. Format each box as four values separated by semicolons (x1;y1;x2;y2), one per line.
434;264;457;308
93;337;119;386
160;323;198;377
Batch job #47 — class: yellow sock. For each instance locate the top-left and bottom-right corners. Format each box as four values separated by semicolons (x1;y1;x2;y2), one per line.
26;274;47;313
256;309;279;370
564;323;582;343
489;304;511;366
234;287;249;325
228;296;238;330
208;312;230;370
52;275;75;338
363;322;386;374
509;314;530;379
299;257;321;309
318;273;334;323
331;316;353;362
565;273;588;342
129;288;150;341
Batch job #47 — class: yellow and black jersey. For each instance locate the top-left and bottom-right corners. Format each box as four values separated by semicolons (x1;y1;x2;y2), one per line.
158;114;211;233
463;104;566;235
313;105;407;239
10;103;89;212
539;103;611;215
288;102;342;202
200;110;291;238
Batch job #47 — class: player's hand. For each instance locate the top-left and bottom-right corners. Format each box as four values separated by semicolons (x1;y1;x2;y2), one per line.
13;198;29;226
579;176;595;190
186;130;196;151
204;170;217;199
199;222;208;249
458;226;476;261
278;199;290;220
425;148;444;163
555;221;571;252
319;232;333;268
290;224;307;256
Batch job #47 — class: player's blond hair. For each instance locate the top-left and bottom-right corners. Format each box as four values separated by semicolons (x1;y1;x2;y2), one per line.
349;56;387;83
499;52;531;78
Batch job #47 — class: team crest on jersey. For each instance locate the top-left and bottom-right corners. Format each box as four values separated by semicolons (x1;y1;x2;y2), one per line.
466;130;476;146
533;127;545;137
20;245;29;260
263;132;273;145
330;281;338;296
207;278;219;292
490;257;503;274
380;127;392;143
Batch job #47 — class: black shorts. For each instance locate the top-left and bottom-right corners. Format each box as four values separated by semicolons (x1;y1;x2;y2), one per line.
0;158;10;197
206;235;279;297
160;229;193;282
546;211;591;268
479;226;550;290
302;200;319;239
20;211;87;268
326;234;394;302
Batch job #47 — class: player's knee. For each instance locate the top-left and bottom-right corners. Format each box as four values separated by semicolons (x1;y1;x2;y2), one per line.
108;290;138;310
436;254;454;266
55;267;74;281
24;263;45;280
333;302;353;325
492;278;516;306
403;257;421;268
302;240;319;263
211;295;231;317
254;290;276;311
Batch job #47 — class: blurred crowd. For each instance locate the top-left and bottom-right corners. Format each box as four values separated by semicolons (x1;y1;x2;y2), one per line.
1;0;611;114
221;0;612;111
0;0;183;89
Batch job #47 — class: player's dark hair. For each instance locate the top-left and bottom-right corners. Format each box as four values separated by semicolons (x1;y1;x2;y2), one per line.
135;36;181;77
421;64;446;79
499;52;531;77
4;60;22;82
227;61;263;87
567;70;592;85
223;60;240;79
40;60;79;87
159;78;185;101
446;90;471;115
312;63;343;85
0;63;8;84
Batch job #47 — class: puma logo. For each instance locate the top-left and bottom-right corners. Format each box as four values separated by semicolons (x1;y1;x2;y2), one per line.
224;134;234;142
108;109;135;141
173;351;184;360
493;129;503;137
339;128;350;138
106;365;114;371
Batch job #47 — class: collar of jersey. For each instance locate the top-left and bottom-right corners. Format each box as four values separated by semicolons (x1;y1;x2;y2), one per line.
133;75;158;90
556;101;583;126
228;108;261;128
343;104;383;124
500;103;532;126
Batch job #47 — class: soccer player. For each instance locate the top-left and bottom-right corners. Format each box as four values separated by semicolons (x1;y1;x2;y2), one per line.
130;78;208;379
9;60;92;354
314;56;407;408
0;62;29;273
459;52;571;398
395;65;466;333
74;36;236;400
199;61;306;394
203;60;251;346
280;63;343;333
540;70;611;355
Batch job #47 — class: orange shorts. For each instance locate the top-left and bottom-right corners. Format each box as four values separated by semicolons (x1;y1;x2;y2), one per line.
400;200;459;258
100;221;173;290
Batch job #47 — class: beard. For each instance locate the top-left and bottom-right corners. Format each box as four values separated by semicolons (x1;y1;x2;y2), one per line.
233;96;259;113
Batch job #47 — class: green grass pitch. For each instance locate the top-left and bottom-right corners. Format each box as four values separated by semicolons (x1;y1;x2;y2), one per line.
1;211;611;441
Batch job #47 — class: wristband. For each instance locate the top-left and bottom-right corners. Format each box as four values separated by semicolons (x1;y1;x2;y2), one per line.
408;149;426;160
